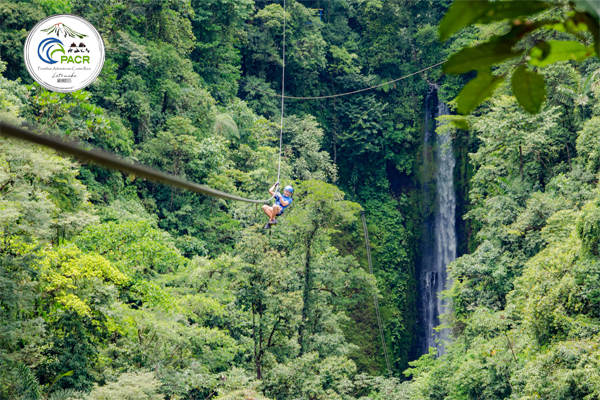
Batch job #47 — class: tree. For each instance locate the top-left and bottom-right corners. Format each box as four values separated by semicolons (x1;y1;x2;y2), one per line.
282;115;337;182
33;245;126;392
284;180;363;354
190;0;254;101
575;116;600;174
234;230;302;380
468;95;562;192
88;372;162;400
0;1;45;81
0;137;96;245
242;1;327;96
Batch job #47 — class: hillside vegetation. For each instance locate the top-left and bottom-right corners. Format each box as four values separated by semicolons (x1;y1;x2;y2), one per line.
0;0;599;399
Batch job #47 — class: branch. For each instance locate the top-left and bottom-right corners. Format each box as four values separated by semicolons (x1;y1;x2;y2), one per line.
0;179;13;192
40;103;63;134
504;331;517;362
166;343;182;365
312;286;338;296
534;150;549;172
267;316;283;349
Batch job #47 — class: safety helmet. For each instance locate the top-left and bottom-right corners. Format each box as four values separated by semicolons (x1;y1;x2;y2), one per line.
284;185;294;194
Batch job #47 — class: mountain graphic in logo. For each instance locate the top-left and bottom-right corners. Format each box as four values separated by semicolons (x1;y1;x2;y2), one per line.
38;37;65;64
41;22;88;39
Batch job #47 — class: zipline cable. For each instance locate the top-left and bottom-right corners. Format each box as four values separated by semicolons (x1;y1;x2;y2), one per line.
361;210;392;376
0;121;273;204
245;3;553;101
244;61;445;100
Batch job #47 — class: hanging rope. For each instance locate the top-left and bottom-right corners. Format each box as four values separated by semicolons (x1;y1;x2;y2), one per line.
258;0;287;198
276;0;287;183
361;210;392;376
244;61;445;100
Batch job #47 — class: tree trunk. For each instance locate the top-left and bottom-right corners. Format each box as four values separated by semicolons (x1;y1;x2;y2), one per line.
519;145;523;182
333;136;337;167
252;304;261;380
258;301;263;379
298;225;319;355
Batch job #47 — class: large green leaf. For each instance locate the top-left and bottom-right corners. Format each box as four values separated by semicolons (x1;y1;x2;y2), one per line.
512;66;546;114
444;41;523;74
444;20;555;74
457;70;504;115
439;0;552;42
529;40;594;67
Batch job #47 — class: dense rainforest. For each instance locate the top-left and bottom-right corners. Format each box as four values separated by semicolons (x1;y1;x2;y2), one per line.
0;0;599;399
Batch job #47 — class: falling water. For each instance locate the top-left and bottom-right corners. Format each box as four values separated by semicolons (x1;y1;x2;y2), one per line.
418;87;456;356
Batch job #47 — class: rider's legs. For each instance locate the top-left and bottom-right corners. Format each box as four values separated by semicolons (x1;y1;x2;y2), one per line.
262;204;274;219
270;205;282;222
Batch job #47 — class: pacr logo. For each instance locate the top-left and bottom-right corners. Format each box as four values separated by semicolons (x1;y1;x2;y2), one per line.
24;14;105;93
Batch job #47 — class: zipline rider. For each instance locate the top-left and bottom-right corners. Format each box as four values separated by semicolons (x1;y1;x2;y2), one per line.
263;182;293;229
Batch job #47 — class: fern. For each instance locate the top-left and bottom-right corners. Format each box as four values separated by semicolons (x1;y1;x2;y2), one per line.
13;364;81;400
47;389;86;400
16;364;42;400
582;68;600;95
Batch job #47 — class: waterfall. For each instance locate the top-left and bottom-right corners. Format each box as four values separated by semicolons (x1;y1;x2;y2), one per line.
418;87;456;356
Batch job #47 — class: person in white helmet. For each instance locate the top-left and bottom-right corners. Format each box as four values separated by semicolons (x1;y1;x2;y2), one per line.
262;182;293;229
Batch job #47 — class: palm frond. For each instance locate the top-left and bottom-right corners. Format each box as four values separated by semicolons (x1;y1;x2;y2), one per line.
564;67;581;93
47;388;86;400
582;68;600;94
214;113;240;140
554;85;577;104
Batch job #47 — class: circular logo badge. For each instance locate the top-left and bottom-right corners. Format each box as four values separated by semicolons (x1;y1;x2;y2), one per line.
23;14;105;93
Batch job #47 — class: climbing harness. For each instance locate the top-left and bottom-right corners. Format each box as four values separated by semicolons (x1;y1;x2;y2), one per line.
361;210;392;376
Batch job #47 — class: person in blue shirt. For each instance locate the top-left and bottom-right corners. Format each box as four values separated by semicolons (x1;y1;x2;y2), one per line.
262;182;293;229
